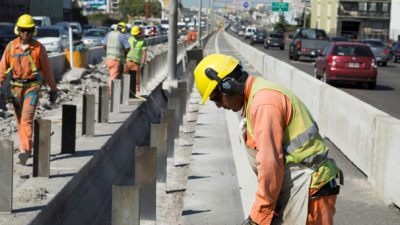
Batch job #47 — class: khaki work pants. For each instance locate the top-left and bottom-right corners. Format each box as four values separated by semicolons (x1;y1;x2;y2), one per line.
124;61;141;92
12;86;40;155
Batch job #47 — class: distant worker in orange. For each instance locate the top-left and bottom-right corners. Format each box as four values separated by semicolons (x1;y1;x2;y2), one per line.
187;27;197;45
194;54;343;225
0;14;58;165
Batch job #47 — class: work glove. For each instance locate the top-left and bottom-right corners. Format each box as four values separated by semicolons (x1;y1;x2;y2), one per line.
241;216;258;225
49;91;59;103
140;63;145;70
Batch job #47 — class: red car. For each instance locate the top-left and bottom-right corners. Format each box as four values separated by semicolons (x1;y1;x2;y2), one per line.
314;42;378;89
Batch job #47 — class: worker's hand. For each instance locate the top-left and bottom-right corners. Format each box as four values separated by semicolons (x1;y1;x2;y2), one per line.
139;63;145;70
241;216;258;225
49;91;59;103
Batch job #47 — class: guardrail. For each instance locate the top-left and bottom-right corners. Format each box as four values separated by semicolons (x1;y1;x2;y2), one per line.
224;31;400;207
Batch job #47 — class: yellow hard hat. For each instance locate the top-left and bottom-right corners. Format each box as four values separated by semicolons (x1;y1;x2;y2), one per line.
16;14;35;28
194;54;239;105
131;25;140;35
116;22;127;33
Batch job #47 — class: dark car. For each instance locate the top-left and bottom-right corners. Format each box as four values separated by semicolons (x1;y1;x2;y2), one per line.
314;42;377;89
264;33;285;50
359;39;390;66
390;42;400;63
250;31;267;45
0;25;18;58
329;37;348;42
275;31;284;36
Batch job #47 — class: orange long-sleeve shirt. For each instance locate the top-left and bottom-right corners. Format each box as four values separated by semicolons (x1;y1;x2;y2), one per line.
242;76;292;224
0;37;57;92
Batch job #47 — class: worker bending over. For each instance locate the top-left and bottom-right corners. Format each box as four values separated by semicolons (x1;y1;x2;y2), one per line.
187;27;197;45
194;54;343;225
0;14;58;165
102;22;130;96
124;26;147;92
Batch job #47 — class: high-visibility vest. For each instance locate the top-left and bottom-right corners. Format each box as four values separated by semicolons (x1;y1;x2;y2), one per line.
127;36;146;63
246;77;340;188
4;38;42;106
106;31;126;63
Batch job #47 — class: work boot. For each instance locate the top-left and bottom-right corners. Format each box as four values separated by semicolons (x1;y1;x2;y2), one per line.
18;150;29;165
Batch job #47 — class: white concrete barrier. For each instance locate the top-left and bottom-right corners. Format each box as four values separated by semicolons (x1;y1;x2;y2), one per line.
223;31;400;207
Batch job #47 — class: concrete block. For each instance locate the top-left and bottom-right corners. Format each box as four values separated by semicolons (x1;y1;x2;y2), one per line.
173;88;185;126
98;86;109;123
121;74;130;105
274;60;294;89
0;140;13;213
168;97;180;139
111;79;121;113
82;94;95;137
254;50;264;74
150;124;168;183
161;109;175;164
33;119;51;178
63;67;86;83
62;104;76;154
112;186;140;225
135;146;157;221
263;54;276;82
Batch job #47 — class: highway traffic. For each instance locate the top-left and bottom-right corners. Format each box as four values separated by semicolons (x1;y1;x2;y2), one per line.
227;24;400;119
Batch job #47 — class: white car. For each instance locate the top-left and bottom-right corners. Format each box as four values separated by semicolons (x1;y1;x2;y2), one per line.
33;26;69;54
244;26;257;40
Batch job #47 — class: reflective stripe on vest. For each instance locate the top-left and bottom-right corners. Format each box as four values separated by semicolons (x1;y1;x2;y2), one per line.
245;77;340;188
106;31;125;62
127;37;145;63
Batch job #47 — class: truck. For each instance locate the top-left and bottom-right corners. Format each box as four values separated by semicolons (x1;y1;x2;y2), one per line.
288;28;330;61
336;19;361;41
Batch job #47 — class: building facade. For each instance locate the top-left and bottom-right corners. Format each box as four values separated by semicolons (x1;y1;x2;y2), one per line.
311;0;392;42
0;0;30;23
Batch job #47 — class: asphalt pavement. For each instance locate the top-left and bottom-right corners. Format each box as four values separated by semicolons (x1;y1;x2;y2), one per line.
226;28;400;120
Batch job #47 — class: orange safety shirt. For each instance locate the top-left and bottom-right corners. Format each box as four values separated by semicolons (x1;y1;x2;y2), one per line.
0;37;57;92
242;76;330;225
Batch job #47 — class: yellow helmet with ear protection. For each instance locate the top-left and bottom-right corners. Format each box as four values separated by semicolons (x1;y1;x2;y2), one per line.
14;14;37;36
116;22;127;34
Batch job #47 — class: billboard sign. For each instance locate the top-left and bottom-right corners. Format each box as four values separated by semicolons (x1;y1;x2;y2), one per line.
83;0;107;9
242;1;250;10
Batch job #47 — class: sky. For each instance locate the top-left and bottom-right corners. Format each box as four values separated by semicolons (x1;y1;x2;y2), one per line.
180;0;277;9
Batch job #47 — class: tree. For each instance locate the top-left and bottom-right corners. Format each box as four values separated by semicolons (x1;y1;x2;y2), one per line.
273;13;288;32
297;10;311;28
118;0;161;18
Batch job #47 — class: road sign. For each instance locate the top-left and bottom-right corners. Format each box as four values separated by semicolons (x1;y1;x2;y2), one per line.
272;2;289;12
242;1;250;10
233;1;241;9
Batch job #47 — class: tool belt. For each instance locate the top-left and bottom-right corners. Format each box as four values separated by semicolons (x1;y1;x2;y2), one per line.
8;78;42;107
310;175;342;199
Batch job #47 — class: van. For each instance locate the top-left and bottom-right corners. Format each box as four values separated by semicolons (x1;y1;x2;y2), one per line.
32;16;51;27
132;20;147;27
161;20;169;29
244;26;257;40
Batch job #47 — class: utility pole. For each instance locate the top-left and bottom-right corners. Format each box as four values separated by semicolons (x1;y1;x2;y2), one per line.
198;0;202;45
303;4;306;28
207;0;210;35
211;0;214;33
167;0;178;80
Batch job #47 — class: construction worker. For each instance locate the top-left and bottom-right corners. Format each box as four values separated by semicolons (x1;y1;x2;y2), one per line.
124;26;147;92
102;22;130;96
0;14;58;165
187;27;197;45
194;54;342;225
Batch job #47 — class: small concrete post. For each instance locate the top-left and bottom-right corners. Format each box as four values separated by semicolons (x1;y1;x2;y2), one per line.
121;74;130;104
168;97;180;139
178;82;188;116
82;94;95;137
98;86;109;123
62;104;76;154
129;69;137;97
150;124;168;183
161;109;175;166
173;88;185;126
112;186;140;225
0;140;13;213
147;60;153;85
111;79;121;113
142;63;148;93
135;146;157;222
33;119;51;178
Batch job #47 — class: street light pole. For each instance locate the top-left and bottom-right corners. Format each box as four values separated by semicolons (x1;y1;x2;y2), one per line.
198;0;202;45
207;0;210;35
303;4;307;28
211;0;214;33
167;0;178;80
